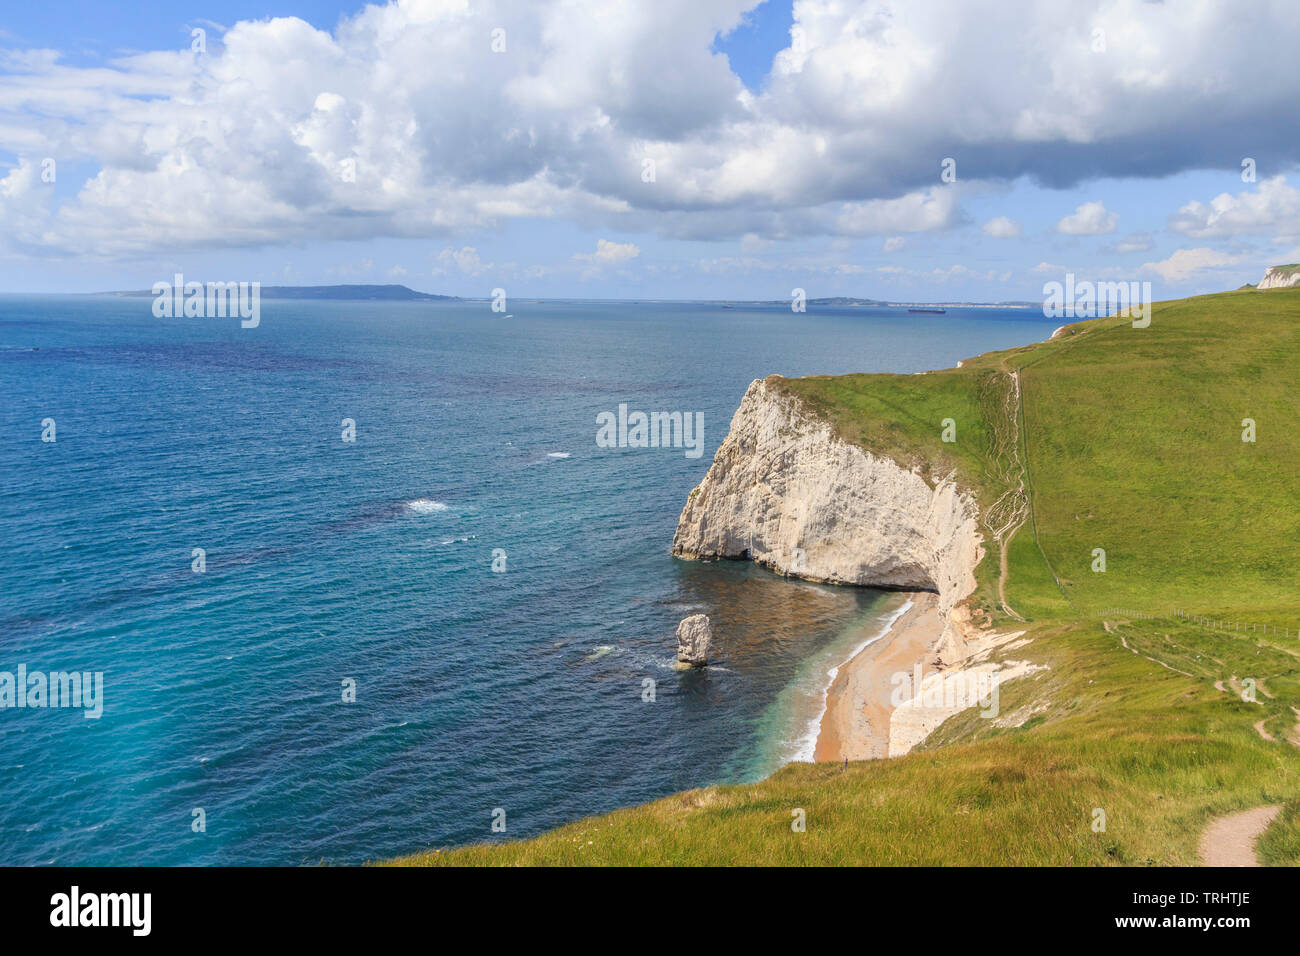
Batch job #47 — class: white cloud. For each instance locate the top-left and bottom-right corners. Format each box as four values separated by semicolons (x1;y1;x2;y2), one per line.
1140;247;1242;282
1105;230;1155;253
2;1;1300;258
981;216;1021;238
1055;201;1118;236
692;255;767;275
1169;176;1300;239
883;236;905;252
572;238;640;279
871;263;1011;283
574;239;640;265
835;187;959;236
690;254;875;277
435;246;493;276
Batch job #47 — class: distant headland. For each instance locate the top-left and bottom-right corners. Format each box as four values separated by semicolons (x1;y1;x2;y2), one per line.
97;284;460;301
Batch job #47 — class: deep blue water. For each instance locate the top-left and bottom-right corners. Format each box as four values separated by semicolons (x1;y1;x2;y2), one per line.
0;295;1060;865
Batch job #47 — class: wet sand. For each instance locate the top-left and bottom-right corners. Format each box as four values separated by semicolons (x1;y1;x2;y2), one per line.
813;592;944;761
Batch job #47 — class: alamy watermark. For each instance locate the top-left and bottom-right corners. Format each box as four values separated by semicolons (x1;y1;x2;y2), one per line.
596;404;704;458
1;665;103;718
50;886;150;936
1043;274;1151;328
152;273;260;328
890;663;1001;718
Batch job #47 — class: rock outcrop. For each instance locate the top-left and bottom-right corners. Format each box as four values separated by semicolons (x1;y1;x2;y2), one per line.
1258;265;1300;289
672;377;984;656
675;614;713;667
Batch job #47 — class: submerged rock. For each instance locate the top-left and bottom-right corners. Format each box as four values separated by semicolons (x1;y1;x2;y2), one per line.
675;614;713;668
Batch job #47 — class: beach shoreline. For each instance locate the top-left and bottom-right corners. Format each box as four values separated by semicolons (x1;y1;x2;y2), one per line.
813;592;944;762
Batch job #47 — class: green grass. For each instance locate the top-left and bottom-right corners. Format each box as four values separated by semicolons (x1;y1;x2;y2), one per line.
1257;800;1300;865
390;289;1300;866
1018;291;1300;627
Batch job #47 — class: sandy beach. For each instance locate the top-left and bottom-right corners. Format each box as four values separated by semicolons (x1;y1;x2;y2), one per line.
813;592;945;762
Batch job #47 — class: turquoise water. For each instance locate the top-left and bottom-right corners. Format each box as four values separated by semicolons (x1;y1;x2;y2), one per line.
0;296;1059;864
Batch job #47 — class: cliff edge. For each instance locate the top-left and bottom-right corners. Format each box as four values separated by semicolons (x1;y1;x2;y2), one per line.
1258;264;1300;289
672;376;984;656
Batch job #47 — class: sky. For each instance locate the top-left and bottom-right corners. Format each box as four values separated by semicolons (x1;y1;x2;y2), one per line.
1;0;1299;301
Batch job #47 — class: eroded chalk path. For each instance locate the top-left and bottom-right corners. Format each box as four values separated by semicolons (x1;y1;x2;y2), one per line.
984;369;1028;622
1198;806;1281;866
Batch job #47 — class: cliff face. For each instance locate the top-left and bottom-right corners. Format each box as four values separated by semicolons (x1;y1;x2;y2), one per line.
1258;265;1300;289
672;377;984;649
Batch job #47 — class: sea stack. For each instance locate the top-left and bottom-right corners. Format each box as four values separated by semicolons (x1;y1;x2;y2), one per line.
675;614;713;668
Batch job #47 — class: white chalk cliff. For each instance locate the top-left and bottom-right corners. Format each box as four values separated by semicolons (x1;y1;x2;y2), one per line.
672;377;985;653
1258;265;1300;289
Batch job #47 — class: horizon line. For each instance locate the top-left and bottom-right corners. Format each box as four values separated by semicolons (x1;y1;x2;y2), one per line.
0;286;1041;307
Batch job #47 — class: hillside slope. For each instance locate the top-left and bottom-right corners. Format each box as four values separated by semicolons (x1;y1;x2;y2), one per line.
393;288;1300;866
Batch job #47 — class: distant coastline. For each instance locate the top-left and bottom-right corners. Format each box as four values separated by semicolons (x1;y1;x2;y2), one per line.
705;297;1037;309
93;283;460;302
74;284;1038;309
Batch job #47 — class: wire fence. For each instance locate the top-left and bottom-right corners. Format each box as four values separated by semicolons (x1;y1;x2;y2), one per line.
1094;607;1298;639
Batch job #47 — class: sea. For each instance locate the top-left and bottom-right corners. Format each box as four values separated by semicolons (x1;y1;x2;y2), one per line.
0;295;1060;864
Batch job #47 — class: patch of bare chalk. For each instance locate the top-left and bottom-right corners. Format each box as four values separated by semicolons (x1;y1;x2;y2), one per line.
888;627;1048;757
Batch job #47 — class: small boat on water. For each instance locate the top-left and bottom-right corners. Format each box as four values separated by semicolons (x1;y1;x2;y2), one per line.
908;307;946;314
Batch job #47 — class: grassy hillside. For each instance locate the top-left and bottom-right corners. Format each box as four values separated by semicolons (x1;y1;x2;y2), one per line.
392;289;1300;866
